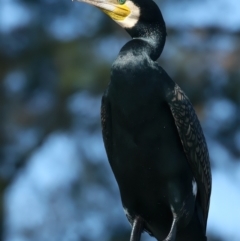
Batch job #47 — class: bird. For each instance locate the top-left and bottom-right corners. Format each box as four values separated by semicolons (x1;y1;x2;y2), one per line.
77;0;212;240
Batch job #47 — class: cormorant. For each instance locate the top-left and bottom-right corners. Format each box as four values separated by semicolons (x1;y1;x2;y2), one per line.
77;0;212;240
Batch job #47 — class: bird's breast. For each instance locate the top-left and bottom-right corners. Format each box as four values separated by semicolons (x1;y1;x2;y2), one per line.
109;91;189;178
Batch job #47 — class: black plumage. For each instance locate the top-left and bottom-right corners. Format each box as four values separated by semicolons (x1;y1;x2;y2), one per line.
79;0;212;240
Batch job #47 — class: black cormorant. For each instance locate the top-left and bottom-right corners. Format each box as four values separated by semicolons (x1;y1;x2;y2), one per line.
77;0;212;240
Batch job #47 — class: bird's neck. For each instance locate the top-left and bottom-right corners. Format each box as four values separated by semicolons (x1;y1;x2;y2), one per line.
121;21;166;61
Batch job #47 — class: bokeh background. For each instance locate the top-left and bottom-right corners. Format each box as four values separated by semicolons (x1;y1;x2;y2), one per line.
1;0;240;240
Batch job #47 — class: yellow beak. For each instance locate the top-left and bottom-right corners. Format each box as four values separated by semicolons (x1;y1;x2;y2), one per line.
76;0;131;21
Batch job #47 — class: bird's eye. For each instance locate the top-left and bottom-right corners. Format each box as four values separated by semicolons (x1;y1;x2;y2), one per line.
118;0;126;5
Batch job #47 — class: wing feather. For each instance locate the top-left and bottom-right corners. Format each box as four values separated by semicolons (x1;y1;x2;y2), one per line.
166;84;212;229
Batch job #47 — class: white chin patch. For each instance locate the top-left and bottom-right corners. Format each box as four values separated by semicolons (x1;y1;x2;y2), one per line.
116;1;140;29
192;179;198;197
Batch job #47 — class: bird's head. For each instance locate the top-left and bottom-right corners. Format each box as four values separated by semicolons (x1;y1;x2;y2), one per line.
76;0;140;29
76;0;164;32
77;0;166;59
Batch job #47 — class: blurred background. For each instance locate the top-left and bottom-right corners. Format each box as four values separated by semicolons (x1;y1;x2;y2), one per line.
0;0;240;240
